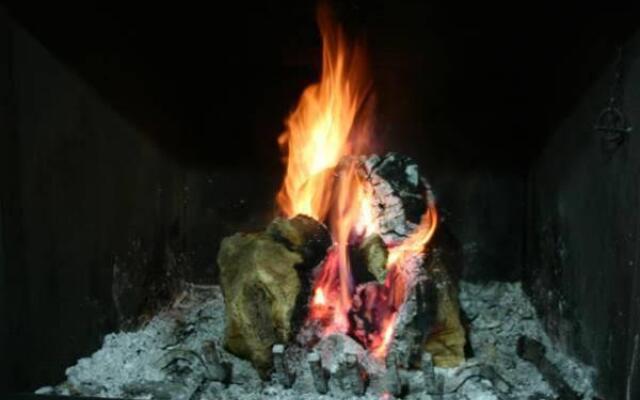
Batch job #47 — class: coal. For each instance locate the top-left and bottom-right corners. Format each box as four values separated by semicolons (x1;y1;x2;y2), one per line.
349;281;395;349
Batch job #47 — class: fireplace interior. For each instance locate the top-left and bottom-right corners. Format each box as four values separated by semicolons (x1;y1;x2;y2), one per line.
0;2;639;399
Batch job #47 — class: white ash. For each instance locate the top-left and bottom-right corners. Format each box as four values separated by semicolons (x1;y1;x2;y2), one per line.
42;280;597;399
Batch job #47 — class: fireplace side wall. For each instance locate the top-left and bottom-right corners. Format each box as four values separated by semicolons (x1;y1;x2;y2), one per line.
0;7;181;391
525;31;640;399
0;6;285;392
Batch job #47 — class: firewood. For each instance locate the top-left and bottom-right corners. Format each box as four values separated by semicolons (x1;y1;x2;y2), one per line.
360;153;429;245
217;232;303;377
423;254;467;368
266;214;332;269
353;234;389;283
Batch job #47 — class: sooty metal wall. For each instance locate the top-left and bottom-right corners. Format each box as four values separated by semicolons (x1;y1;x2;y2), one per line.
525;30;640;400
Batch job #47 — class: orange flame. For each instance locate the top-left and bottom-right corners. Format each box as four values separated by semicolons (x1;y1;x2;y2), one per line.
371;313;398;359
387;197;438;268
276;5;370;221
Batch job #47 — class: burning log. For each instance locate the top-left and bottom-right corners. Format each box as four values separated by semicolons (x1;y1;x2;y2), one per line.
385;262;438;368
378;222;466;370
361;153;431;244
219;150;465;383
217;216;331;377
266;214;332;268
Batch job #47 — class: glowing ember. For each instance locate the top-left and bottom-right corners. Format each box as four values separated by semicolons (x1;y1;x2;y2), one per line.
313;288;326;306
371;313;397;359
276;4;437;361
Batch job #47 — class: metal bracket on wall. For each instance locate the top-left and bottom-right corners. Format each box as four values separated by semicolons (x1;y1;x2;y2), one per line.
594;104;633;153
594;46;633;154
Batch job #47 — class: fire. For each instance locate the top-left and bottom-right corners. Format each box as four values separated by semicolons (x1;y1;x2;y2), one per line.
371;313;398;359
387;198;438;268
313;288;326;305
276;4;437;361
276;4;370;221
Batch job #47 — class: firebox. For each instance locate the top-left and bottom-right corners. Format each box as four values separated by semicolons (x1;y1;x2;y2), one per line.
0;2;639;400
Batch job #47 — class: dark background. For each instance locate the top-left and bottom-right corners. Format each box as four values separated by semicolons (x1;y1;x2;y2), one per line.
3;2;636;171
0;1;639;398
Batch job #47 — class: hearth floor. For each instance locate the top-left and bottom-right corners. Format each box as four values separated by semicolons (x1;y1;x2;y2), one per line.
37;280;596;399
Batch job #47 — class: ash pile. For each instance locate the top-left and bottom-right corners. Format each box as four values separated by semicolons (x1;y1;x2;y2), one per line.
39;154;598;399
40;282;597;399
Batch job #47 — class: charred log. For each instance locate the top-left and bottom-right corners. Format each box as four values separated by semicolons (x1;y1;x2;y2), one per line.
360;153;430;245
266;214;332;269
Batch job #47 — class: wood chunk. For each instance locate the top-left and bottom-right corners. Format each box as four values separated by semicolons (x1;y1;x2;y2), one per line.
357;234;389;283
266;214;332;268
217;232;303;377
266;214;332;335
423;255;466;368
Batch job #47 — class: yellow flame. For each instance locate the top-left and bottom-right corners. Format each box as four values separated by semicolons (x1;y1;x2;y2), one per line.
276;5;370;221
